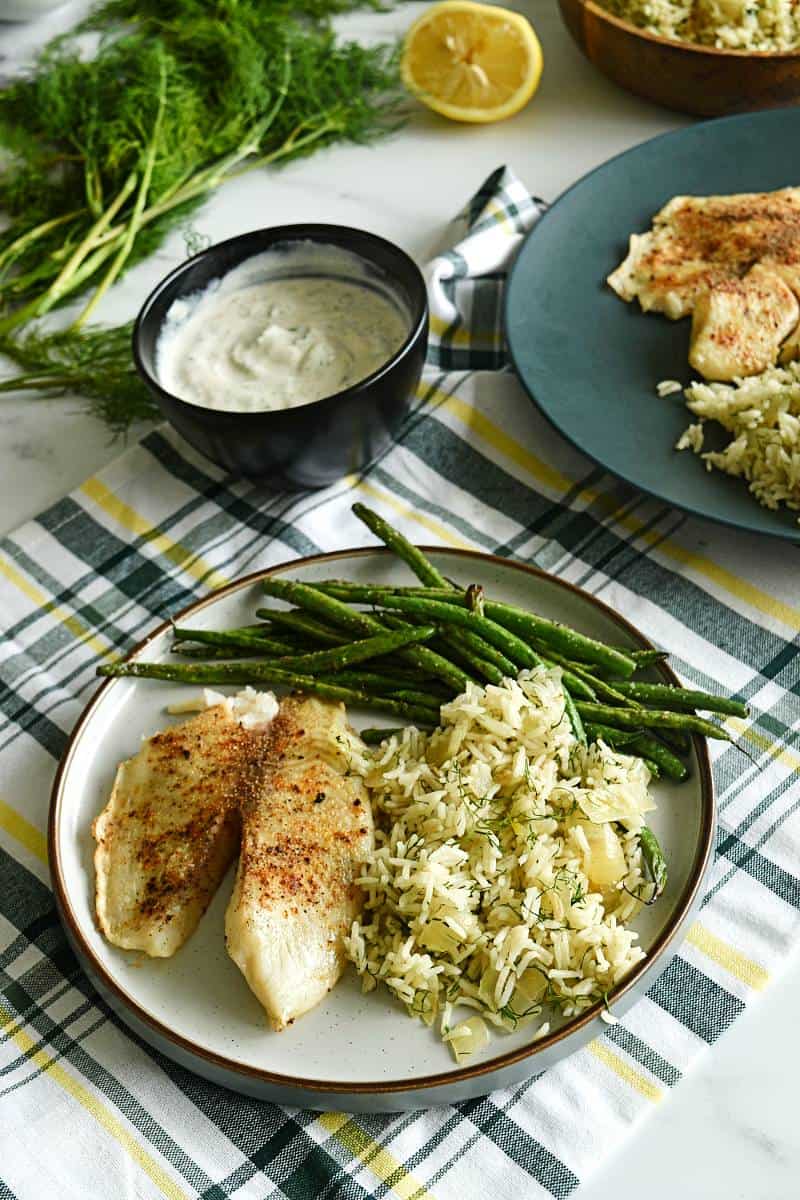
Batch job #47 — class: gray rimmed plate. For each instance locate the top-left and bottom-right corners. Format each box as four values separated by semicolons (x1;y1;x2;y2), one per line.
49;549;715;1111
505;107;800;541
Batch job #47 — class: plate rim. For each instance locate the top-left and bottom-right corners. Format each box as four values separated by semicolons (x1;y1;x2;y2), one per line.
503;106;800;543
49;546;716;1097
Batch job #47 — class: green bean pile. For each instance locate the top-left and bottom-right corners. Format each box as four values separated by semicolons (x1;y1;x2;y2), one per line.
98;502;748;781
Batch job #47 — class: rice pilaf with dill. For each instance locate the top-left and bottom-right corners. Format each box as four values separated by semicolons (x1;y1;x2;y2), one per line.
670;362;800;522
598;0;800;51
345;668;659;1062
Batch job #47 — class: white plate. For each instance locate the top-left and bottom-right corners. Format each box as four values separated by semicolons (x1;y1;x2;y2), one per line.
49;549;715;1110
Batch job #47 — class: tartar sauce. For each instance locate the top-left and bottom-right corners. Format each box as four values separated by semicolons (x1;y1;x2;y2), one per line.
156;243;411;413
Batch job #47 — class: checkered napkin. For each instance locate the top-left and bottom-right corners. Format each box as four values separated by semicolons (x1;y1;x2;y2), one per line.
2;166;799;1200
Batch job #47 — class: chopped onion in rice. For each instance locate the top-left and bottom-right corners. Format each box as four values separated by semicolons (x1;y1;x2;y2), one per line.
444;1016;491;1063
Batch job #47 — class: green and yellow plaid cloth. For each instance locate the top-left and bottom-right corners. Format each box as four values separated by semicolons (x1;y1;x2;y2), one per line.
1;168;798;1199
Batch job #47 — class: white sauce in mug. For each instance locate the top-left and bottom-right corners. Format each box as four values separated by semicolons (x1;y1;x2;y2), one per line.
155;243;411;413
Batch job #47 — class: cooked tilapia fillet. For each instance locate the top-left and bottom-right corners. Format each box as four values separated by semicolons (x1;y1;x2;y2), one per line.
608;188;800;320
225;696;372;1031
779;321;800;364
689;264;799;381
93;703;272;957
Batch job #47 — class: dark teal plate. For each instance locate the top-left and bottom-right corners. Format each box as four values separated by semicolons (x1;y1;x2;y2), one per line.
505;108;800;541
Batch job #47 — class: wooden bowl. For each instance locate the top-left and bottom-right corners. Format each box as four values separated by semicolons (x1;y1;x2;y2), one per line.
558;0;800;116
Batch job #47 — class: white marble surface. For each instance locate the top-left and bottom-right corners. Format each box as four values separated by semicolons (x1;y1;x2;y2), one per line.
1;2;799;1196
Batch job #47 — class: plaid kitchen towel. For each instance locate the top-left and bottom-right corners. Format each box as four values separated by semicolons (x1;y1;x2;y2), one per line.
1;167;799;1200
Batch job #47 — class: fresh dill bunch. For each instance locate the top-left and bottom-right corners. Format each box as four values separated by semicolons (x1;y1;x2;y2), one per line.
0;0;407;430
0;38;210;269
79;0;391;36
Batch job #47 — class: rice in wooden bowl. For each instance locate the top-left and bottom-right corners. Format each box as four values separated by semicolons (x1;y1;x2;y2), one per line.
558;0;800;116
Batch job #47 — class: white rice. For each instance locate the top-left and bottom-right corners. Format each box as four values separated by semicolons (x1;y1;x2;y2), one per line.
671;363;800;522
600;0;800;51
345;669;658;1060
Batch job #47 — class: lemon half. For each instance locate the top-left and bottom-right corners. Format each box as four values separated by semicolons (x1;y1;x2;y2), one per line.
401;0;543;124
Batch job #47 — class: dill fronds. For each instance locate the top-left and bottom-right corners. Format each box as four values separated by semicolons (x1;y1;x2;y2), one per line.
0;324;158;433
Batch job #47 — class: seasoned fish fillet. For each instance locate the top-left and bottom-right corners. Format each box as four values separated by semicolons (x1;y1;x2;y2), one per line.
779;323;800;364
93;698;275;957
225;696;372;1031
689;264;799;381
608;188;800;320
608;187;800;380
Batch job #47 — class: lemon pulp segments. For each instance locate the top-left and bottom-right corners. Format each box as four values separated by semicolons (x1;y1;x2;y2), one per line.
401;1;543;123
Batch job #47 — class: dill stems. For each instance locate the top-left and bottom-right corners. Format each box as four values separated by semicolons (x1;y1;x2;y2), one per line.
0;0;405;430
